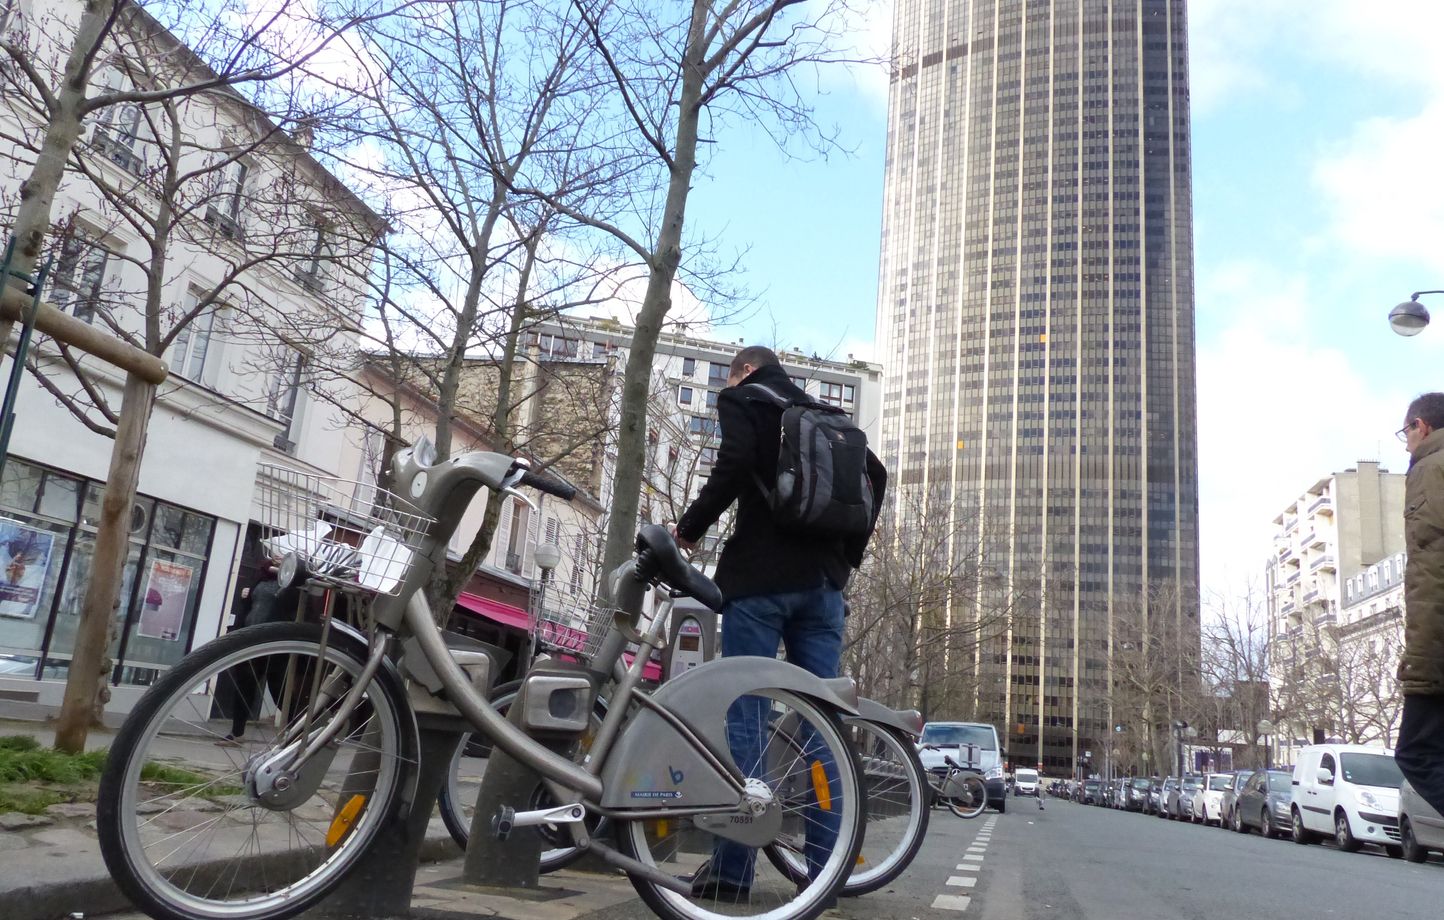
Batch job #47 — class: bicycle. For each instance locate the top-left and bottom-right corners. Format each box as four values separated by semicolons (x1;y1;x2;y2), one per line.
96;441;867;920
919;744;989;819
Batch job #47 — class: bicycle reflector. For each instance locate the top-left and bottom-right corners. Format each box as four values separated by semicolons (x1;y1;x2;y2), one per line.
327;794;367;848
811;761;832;812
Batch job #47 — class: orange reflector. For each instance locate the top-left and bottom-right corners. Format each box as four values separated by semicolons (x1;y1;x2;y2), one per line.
655;819;668;838
856;854;867;865
327;794;366;848
811;761;832;812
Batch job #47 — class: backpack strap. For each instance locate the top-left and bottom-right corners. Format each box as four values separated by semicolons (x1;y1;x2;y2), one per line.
741;382;797;407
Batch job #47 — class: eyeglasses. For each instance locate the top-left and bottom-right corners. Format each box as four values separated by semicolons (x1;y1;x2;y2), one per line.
1397;419;1422;443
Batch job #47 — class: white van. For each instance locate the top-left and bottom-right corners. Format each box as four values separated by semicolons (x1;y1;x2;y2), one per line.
1289;743;1405;855
1013;767;1040;797
916;721;1007;813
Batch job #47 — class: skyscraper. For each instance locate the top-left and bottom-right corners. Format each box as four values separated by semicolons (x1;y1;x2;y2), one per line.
876;0;1199;775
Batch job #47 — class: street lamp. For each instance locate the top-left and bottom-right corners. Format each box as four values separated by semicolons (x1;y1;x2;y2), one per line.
1257;718;1275;770
1389;291;1442;336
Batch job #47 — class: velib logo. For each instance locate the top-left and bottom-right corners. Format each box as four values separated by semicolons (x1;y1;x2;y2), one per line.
670;765;685;785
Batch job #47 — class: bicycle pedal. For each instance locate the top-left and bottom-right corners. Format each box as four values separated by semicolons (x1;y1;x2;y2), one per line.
492;806;515;840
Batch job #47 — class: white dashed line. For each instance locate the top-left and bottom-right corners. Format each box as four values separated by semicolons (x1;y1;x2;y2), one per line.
932;894;973;911
946;875;978;888
961;854;985;861
954;863;981;871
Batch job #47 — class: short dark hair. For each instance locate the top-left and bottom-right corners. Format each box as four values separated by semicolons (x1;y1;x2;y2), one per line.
1406;392;1444;430
730;345;780;377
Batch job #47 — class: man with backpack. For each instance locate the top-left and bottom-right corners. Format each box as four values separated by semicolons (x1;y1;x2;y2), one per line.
673;345;886;901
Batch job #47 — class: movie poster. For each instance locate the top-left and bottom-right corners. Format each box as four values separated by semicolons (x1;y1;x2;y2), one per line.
0;519;55;620
137;559;194;641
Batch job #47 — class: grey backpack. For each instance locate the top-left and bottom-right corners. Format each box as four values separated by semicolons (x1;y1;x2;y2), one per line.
743;383;874;536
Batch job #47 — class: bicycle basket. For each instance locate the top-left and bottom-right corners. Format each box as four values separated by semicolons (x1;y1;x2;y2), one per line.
529;580;615;661
254;465;434;596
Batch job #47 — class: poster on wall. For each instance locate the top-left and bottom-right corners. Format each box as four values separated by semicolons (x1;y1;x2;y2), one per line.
137;559;193;641
0;519;55;620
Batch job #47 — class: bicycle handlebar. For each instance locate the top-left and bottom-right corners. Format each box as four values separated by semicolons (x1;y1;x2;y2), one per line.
520;469;577;501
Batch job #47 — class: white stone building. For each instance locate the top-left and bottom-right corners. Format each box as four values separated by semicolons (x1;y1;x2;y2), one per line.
0;0;379;715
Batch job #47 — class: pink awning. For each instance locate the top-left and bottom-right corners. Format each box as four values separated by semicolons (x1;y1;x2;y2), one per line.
456;592;530;630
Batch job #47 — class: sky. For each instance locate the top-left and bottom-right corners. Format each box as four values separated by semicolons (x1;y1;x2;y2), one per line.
675;0;1444;599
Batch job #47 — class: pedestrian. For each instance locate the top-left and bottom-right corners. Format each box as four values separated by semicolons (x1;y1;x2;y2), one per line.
219;554;302;745
672;345;886;900
1395;392;1444;818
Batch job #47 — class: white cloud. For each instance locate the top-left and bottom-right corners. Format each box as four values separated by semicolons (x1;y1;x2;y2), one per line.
1196;262;1411;597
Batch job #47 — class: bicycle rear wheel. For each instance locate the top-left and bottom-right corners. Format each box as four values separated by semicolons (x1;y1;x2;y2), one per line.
615;688;864;920
766;719;929;896
97;621;414;920
436;679;610;871
944;771;988;819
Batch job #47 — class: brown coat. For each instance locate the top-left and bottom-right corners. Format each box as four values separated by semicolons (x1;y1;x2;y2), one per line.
1401;429;1444;696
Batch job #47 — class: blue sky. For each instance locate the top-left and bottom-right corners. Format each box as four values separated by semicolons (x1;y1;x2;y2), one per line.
683;0;1444;596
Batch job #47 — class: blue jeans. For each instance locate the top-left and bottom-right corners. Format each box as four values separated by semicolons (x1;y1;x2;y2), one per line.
712;583;845;889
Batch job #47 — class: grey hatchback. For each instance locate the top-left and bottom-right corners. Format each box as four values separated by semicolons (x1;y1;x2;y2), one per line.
1233;769;1293;838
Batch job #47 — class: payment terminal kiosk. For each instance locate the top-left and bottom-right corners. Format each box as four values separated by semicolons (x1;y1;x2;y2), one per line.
662;597;717;681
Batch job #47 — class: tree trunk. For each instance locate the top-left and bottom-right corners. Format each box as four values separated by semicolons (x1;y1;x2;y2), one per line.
54;374;155;751
599;10;707;581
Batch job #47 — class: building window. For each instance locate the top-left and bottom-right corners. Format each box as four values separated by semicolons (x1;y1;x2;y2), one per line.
504;499;528;574
48;231;111;323
294;222;332;293
90;100;145;174
705;389;718;410
689;416;719;438
708;362;729;388
844;384;856;402
265;348;308;452
169;290;217;382
699;446;717;467
204;158;248;239
682;357;696;377
569;533;584;593
819;382;846;406
679;386;693;406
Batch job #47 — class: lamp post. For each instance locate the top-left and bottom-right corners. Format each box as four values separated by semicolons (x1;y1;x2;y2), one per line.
1173;720;1187;776
1257;718;1275;770
1389;291;1443;336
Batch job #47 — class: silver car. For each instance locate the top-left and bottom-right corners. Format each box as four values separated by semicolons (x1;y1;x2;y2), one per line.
1400;779;1444;862
1233;769;1293;838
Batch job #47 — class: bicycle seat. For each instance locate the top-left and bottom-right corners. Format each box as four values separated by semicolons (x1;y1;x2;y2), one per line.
634;524;724;612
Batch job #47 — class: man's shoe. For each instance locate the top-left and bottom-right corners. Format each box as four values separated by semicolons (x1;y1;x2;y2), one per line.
691;878;751;902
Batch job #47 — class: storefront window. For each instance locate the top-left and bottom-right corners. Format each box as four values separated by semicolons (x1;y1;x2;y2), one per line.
0;458;215;688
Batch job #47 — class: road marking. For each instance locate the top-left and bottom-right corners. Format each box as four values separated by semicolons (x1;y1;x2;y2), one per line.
962;854;984;861
954;863;981;871
946;875;978;888
932;894;973;911
966;847;986;853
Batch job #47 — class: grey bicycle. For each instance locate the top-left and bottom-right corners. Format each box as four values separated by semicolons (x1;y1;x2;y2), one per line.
96;441;867;920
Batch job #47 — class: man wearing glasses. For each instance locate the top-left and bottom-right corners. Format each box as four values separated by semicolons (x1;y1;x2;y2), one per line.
1396;393;1444;818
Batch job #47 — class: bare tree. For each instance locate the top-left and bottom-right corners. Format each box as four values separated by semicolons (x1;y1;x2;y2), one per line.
1111;580;1203;775
0;0;399;751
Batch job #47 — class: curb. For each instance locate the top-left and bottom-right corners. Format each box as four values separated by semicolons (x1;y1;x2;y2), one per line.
0;832;460;920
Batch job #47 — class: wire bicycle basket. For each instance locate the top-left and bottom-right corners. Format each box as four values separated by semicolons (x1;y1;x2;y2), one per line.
529;579;615;662
254;465;434;597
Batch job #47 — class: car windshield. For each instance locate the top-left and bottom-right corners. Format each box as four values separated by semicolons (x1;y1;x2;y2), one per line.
1182;778;1201;789
1208;775;1231;791
921;724;997;750
1268;772;1293;793
1338;753;1404;789
1016;770;1038;781
1132;778;1151;789
1084;781;1099;790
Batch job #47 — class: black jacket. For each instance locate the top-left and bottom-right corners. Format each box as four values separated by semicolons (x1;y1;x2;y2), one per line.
675;364;887;601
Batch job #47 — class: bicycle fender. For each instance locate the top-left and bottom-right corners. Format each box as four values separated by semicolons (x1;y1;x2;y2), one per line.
851;698;925;739
599;656;858;809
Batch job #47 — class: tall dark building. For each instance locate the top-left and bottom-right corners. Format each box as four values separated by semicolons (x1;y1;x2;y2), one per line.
877;0;1200;775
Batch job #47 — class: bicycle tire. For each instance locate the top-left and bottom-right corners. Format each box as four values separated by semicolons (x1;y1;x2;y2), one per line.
615;688;865;920
97;622;414;920
944;771;988;819
436;679;610;872
765;719;929;896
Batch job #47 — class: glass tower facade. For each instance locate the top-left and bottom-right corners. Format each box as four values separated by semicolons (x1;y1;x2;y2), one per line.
877;0;1199;774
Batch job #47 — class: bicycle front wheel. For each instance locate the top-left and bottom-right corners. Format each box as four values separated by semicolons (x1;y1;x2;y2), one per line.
766;719;929;896
97;621;414;920
615;688;864;920
944;771;988;819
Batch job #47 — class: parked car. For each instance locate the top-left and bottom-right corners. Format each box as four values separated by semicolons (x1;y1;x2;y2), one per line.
1170;774;1202;820
1013;767;1041;797
1220;770;1252;829
1290;744;1404;856
1400;779;1444;863
1082;779;1103;805
917;721;1008;813
1234;768;1294;838
1125;776;1152;812
1156;777;1179;818
1191;772;1235;826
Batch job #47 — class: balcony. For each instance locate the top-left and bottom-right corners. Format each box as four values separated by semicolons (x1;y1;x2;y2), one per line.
1314;609;1337;626
1286;568;1301;584
1279;546;1294;562
1281;601;1296;615
1310;554;1336;572
1308;494;1333;515
1303;587;1321;604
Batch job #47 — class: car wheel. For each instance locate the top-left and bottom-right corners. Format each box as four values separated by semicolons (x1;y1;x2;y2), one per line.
1334;810;1363;853
1201;806;1210;826
1260;808;1274;838
1292;807;1315;845
1232;806;1246;834
1402;818;1429;864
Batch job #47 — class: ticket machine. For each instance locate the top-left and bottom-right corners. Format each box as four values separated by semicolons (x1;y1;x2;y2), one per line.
662;598;717;681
